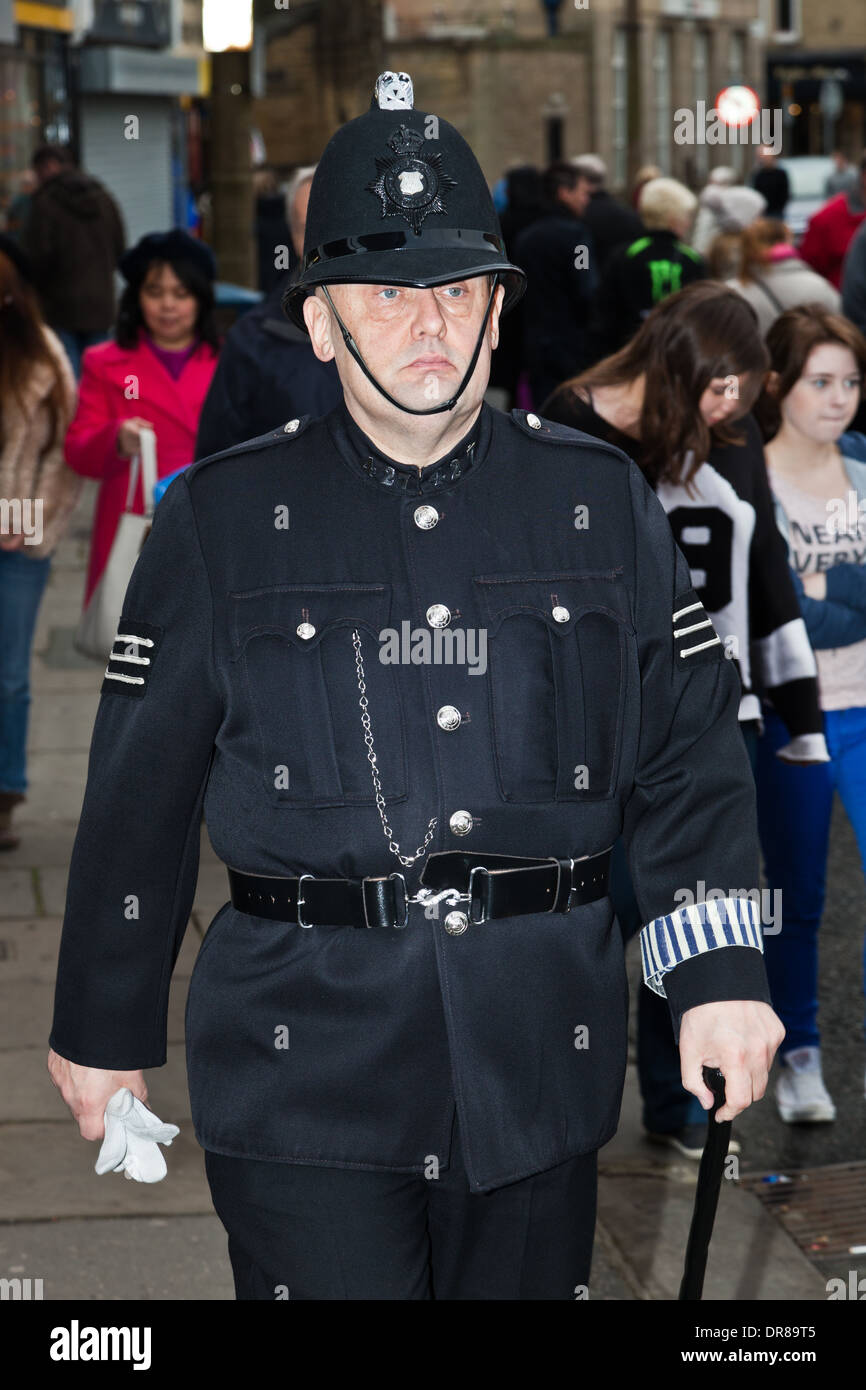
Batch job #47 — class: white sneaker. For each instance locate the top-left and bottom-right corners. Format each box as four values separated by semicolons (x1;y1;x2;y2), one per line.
775;1046;836;1123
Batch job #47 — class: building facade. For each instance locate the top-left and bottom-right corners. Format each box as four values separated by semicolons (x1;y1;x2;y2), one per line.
70;0;207;246
765;0;866;156
0;0;74;221
0;1;207;245
253;0;769;194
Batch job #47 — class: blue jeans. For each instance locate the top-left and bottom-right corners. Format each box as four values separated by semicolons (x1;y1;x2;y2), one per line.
755;705;866;1055
53;328;109;379
612;720;761;1133
0;549;52;796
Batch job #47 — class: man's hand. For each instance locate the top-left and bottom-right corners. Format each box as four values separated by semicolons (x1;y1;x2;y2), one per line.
47;1049;148;1142
678;1000;785;1122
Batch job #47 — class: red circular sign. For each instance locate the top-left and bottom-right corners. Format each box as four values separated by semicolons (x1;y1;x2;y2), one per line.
716;86;761;127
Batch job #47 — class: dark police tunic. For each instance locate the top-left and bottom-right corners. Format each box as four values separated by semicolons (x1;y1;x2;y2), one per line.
50;401;771;1194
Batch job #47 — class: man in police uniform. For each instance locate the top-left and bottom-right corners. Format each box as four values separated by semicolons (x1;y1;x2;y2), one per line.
48;73;784;1300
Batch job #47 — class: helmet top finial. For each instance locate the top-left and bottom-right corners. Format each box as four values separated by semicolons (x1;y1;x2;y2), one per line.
374;71;414;111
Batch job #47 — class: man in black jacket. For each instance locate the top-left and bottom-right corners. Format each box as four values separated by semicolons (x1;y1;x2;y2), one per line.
513;160;598;407
48;72;783;1302
22;144;125;376
195;165;341;456
591;176;706;357
750;146;790;219
572;154;643;275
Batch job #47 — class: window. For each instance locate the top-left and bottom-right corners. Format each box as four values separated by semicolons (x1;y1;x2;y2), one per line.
774;0;801;38
727;32;746;177
546;115;563;163
693;30;710;181
612;28;628;189
654;29;672;174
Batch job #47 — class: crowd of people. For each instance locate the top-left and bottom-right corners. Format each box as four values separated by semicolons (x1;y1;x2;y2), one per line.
2;134;866;1157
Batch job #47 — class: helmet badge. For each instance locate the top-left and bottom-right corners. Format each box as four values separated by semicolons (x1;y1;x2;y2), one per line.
367;125;458;236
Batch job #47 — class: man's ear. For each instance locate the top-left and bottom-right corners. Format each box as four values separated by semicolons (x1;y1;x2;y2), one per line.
489;280;506;350
303;290;335;361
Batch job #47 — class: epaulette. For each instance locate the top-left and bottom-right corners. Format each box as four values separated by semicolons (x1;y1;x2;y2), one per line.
510;409;633;466
186;414;314;480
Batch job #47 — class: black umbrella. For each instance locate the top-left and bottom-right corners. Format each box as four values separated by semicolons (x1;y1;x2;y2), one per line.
679;1066;732;1300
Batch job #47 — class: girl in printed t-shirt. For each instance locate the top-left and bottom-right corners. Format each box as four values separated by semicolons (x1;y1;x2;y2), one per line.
756;305;866;1125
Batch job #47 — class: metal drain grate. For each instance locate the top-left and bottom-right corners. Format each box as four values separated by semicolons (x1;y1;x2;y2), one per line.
741;1161;866;1257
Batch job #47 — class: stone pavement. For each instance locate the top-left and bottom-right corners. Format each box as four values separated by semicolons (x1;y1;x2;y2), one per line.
0;481;828;1302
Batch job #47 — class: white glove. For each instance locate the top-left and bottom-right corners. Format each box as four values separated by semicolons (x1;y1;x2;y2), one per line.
95;1087;179;1183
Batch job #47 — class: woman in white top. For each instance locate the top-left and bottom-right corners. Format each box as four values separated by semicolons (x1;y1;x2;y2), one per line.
755;305;866;1124
728;218;841;337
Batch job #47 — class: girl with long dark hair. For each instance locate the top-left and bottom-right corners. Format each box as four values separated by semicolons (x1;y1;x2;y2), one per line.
542;282;827;1157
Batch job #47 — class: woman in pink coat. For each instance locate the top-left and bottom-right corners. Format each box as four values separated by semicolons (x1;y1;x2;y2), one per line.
65;230;220;607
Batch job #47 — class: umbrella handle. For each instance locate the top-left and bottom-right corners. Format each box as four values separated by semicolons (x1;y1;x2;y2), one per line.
678;1066;732;1301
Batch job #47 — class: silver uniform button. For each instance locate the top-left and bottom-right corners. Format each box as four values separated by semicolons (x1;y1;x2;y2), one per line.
284;418;300;433
296;622;316;639
414;505;439;530
527;413;542;429
437;705;462;731
552;605;570;623
449;809;473;836
444;910;469;935
426;603;451;628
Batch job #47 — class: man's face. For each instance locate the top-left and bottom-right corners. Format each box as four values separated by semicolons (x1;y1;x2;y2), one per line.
35;158;62;186
304;276;503;420
558;177;591;218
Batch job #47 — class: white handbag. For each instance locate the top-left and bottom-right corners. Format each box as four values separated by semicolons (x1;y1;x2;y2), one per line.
74;426;158;662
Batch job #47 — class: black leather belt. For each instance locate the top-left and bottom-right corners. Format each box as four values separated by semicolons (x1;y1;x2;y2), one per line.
226;848;612;930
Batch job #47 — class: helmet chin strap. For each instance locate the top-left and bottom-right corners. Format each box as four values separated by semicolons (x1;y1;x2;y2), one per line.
319;274;500;416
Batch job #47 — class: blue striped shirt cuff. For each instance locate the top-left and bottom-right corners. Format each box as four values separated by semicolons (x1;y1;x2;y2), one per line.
640;896;764;998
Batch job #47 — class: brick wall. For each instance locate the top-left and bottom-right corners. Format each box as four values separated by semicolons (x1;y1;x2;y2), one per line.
799;0;866;50
257;26;589;182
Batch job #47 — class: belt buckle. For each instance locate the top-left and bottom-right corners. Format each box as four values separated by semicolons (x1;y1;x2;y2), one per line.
468;864;489;924
296;872;314;929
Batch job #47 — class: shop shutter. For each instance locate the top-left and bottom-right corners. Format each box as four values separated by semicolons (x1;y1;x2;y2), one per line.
79;95;174;248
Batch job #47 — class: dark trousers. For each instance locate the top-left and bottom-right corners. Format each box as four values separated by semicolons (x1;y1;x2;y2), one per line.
204;1113;598;1300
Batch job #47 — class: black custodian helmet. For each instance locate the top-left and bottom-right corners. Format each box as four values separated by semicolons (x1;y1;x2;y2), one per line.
282;71;526;415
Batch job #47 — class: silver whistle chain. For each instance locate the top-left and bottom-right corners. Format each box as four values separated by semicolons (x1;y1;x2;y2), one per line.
352;627;438;866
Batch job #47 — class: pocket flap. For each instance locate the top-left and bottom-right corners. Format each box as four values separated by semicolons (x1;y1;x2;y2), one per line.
473;571;633;637
229;583;390;652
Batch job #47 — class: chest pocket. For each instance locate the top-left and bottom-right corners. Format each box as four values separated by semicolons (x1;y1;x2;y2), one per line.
229;583;407;808
473;571;634;803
